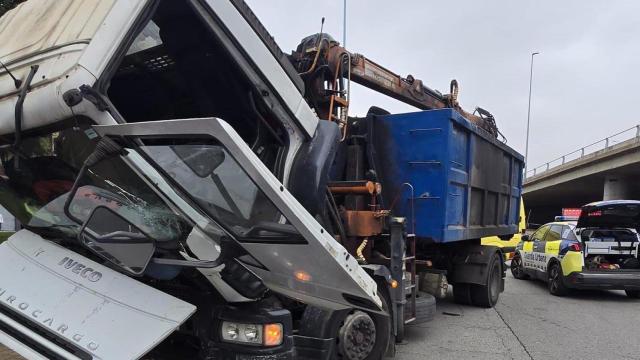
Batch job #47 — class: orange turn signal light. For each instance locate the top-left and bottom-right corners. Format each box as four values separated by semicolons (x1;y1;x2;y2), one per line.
390;279;399;288
294;270;312;282
264;323;283;346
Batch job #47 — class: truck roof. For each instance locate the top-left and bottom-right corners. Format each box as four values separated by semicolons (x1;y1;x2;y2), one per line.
0;0;318;138
0;0;113;65
0;0;114;97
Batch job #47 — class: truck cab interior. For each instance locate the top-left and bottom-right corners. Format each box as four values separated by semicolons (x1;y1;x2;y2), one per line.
105;0;288;174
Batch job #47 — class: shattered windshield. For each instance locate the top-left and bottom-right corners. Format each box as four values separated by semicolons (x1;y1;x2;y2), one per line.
139;139;304;242
0;120;192;244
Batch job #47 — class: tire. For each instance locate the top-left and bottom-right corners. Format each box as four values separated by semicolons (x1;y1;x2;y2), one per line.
298;287;393;360
338;288;393;360
548;261;569;296
453;283;472;305
625;290;640;298
410;292;436;325
470;253;502;308
510;252;528;280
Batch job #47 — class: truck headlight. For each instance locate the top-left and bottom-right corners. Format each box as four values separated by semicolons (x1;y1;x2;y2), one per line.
224;323;239;340
221;322;283;346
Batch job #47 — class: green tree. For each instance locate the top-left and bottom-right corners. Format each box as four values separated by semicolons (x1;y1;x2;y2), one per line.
0;0;26;18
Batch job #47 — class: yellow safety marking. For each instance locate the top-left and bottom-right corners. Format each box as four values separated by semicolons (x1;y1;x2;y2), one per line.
545;240;560;255
523;242;533;252
560;252;583;276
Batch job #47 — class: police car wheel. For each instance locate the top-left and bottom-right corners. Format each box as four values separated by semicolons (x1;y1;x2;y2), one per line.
548;262;568;296
510;253;528;280
625;290;640;298
470;253;502;308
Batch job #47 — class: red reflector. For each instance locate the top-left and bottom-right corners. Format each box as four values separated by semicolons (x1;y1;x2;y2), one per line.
569;243;581;252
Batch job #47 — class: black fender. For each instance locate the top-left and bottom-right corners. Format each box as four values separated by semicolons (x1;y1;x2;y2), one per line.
449;244;505;287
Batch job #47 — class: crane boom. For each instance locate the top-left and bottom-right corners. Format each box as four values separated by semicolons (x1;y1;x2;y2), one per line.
290;34;500;139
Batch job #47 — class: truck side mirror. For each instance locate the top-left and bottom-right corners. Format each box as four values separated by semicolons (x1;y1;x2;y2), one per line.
80;205;155;276
521;234;530;241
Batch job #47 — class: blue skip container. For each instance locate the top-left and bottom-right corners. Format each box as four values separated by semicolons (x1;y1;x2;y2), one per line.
369;109;524;243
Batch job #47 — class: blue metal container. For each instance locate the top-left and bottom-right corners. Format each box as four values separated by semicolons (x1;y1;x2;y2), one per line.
370;109;524;243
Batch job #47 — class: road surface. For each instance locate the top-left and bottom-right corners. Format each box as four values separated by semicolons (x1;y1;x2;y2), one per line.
397;270;640;360
1;270;639;359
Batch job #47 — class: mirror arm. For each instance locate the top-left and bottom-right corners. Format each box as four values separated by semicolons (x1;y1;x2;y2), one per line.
151;257;224;269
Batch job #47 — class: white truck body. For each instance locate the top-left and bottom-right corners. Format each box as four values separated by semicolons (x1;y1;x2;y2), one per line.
0;0;383;358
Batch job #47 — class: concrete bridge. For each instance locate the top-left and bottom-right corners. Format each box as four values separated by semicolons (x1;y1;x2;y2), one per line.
523;125;640;224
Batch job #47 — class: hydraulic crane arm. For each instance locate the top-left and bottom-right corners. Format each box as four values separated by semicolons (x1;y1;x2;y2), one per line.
290;34;501;139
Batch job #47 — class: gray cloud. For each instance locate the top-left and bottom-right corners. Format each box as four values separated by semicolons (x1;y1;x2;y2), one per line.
246;0;640;169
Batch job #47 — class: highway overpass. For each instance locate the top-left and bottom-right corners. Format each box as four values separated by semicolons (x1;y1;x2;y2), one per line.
523;125;640;225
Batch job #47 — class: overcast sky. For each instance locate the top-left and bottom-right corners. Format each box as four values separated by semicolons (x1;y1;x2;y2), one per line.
246;0;640;171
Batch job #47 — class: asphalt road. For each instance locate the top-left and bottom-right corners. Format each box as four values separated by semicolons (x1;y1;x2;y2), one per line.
397;269;640;360
1;269;639;360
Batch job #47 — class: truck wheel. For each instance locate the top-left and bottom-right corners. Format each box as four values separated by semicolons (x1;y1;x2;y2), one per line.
625;290;640;298
510;252;528;280
337;289;392;360
548;261;568;296
453;283;472;305
470;253;502;308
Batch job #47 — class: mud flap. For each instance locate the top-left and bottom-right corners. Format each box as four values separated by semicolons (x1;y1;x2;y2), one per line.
0;231;196;360
450;244;505;289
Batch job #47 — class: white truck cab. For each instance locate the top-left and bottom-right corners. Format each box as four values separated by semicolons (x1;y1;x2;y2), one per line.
0;1;384;359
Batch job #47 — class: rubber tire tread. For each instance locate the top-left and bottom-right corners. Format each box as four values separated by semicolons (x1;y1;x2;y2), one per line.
470;253;502;308
548;261;569;297
409;292;436;325
510;252;529;280
453;283;472;305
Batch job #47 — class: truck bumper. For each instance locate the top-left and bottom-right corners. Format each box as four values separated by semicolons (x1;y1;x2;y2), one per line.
565;270;640;291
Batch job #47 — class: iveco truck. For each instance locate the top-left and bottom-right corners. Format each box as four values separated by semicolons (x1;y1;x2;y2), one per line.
0;0;523;359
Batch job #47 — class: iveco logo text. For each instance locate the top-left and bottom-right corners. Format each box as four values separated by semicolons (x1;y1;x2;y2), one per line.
58;257;102;282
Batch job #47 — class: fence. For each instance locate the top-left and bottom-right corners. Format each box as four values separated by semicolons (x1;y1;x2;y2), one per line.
525;124;640;178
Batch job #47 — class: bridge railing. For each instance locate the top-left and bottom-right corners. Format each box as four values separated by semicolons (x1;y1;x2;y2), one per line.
525;124;640;178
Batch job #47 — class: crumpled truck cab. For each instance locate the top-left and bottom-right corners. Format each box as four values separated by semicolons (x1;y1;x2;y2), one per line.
0;0;386;359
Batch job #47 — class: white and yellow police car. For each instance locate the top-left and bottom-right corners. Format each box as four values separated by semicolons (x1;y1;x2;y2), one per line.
511;200;640;298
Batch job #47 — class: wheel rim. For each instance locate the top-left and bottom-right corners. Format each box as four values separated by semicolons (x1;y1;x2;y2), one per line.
549;265;559;292
512;256;522;277
338;311;376;360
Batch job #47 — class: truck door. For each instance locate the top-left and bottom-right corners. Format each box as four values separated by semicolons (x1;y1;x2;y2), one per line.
92;118;382;311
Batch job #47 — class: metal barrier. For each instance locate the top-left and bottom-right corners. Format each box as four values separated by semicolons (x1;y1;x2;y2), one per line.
525;124;640;178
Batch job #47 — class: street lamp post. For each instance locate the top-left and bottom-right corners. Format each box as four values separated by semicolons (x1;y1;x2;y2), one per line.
343;0;347;47
524;51;539;178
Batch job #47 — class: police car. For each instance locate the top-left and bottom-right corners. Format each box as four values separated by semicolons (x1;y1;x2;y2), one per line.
511;200;640;298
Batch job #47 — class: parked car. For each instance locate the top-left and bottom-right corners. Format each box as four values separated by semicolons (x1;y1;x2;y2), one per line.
510;200;640;298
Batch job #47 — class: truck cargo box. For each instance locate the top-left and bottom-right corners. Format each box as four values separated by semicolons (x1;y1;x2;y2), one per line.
369;109;524;243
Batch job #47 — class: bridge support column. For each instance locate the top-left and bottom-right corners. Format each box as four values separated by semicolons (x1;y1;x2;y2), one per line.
603;175;632;200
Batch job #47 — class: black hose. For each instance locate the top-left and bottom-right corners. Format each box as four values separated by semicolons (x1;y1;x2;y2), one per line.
12;65;39;168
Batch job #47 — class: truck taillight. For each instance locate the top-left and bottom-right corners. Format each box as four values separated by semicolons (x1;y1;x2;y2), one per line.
569;243;581;252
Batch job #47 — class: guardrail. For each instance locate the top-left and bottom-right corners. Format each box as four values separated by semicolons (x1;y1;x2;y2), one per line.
525;124;640;178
